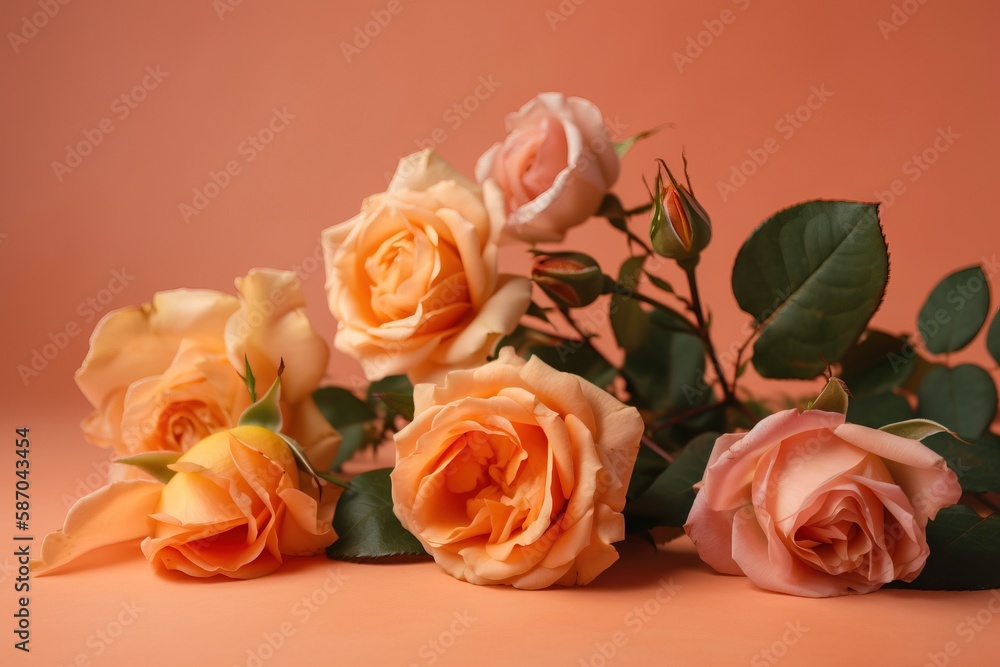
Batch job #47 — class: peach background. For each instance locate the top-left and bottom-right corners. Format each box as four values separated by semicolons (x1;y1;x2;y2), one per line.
2;0;999;665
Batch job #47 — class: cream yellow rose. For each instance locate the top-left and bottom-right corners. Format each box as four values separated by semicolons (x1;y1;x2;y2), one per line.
33;426;336;578
322;149;532;384
75;268;339;471
391;348;643;589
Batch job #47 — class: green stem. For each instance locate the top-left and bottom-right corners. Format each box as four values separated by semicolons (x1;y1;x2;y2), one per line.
316;471;351;490
610;281;699;335
555;305;619;373
623;202;654;218
682;260;734;404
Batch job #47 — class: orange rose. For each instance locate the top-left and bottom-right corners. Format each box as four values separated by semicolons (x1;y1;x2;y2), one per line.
75;268;338;471
33;426;336;578
322;150;532;384
141;426;336;578
391;348;643;589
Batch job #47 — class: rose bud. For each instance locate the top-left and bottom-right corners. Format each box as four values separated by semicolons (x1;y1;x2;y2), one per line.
532;251;605;308
649;160;712;261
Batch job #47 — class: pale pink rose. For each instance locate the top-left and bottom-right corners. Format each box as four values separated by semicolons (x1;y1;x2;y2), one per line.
391;348;643;589
684;409;962;597
76;268;339;470
476;93;620;244
322;150;532;384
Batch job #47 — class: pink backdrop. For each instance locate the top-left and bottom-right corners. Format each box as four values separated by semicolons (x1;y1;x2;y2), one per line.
2;0;998;665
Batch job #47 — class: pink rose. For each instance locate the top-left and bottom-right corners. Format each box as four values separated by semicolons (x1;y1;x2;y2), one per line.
685;408;962;597
476;93;620;244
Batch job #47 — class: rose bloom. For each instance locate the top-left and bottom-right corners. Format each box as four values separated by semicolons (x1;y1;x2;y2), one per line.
322;149;532;384
75;268;339;471
141;426;336;578
475;93;620;244
684;408;962;597
33;426;336;578
391;348;643;589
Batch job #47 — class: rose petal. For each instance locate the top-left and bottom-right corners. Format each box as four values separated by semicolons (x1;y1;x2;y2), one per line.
32;479;163;574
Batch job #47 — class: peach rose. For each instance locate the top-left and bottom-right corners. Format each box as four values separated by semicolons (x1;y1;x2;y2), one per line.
322;149;532;384
391;348;643;589
33;426;336;578
475;93;620;244
76;269;339;471
684;408;962;597
141;426;336;578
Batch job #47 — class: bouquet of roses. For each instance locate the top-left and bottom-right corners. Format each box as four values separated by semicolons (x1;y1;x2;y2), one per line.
34;93;1000;597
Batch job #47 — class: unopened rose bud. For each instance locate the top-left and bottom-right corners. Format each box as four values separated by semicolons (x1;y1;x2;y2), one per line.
649;161;712;261
532;252;604;308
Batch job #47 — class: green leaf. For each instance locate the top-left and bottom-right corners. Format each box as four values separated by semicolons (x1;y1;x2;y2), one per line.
625;432;719;528
313;387;377;426
626;445;670;502
238;373;283;431
809;377;849;415
526;301;552;325
331;423;369;470
918;365;998;440
839;329;916;398
987;308;1000;365
313;387;378;471
917;266;990;354
279;433;324;484
373;392;415;422
887;505;1000;591
610;257;650;352
242;354;257;402
644;271;675;294
732;201;889;379
878;418;953;442
845;391;914;429
614;125;668;158
367;375;414;402
115;451;181;484
923;431;1000;494
326;468;428;560
623;308;708;412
